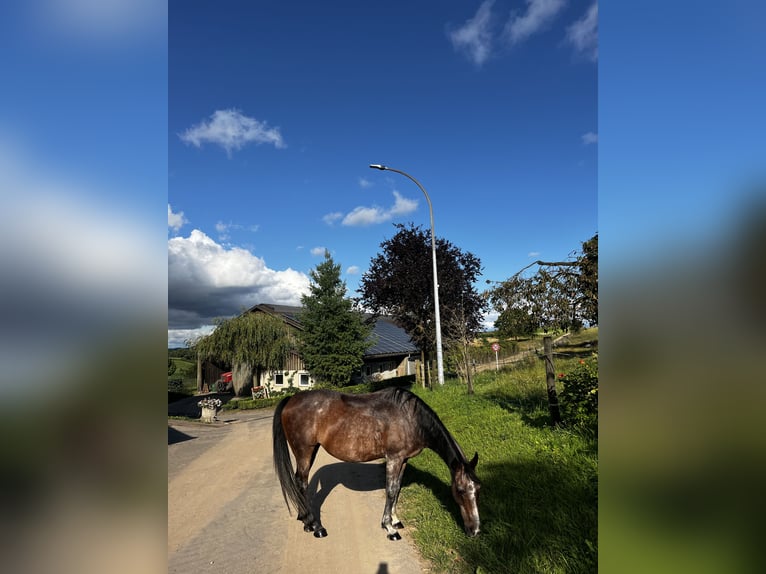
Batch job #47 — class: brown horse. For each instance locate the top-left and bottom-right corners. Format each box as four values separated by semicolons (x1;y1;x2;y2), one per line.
272;386;481;540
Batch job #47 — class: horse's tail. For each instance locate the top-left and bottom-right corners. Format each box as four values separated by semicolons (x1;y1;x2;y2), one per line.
272;395;302;516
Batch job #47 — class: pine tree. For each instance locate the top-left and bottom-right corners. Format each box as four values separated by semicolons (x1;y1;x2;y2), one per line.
299;251;373;387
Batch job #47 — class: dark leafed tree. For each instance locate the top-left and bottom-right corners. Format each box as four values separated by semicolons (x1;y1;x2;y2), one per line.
358;223;487;386
487;233;598;334
193;312;292;396
299;251;373;387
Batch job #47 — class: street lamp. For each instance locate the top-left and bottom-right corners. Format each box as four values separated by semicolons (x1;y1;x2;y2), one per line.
369;164;444;386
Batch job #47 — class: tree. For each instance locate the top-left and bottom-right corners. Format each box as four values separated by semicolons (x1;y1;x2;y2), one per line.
358;223;487;386
299;251;373;387
193;312;292;396
487;233;598;334
443;302;478;394
168;357;177;377
576;233;598;325
494;306;537;339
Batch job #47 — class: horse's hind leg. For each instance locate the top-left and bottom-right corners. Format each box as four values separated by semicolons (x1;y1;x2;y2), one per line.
381;457;406;540
294;444;327;537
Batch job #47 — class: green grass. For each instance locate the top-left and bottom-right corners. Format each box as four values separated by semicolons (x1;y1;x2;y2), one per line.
168;357;197;394
399;337;598;574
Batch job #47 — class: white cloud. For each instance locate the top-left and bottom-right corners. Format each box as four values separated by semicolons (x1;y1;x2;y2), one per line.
504;0;565;45
168;229;310;329
566;3;598;61
168;326;214;349
528;251;541;257
346;265;360;275
310;246;326;256
342;191;419;227
322;212;343;225
168;204;188;233
213;220;259;241
582;131;598;145
358;177;373;189
448;0;495;67
179;109;286;156
389;191;419;216
482;309;500;331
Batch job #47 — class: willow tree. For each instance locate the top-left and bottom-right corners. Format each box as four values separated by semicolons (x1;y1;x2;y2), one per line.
194;312;292;396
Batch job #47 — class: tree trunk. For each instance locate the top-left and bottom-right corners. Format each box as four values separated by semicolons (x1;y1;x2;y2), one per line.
464;341;474;395
543;336;562;426
232;362;254;397
196;355;203;394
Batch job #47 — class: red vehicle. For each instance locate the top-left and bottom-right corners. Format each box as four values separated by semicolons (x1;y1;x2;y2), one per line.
216;371;233;392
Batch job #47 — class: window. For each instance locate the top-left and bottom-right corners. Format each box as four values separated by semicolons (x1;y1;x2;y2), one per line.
275;373;284;386
299;373;309;386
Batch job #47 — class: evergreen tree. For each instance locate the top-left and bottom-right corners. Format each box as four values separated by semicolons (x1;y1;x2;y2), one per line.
299;251;373;387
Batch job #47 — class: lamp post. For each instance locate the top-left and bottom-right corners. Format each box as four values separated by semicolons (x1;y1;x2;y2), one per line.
369;164;444;386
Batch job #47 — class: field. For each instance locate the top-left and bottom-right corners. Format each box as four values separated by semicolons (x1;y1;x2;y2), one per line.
400;329;598;574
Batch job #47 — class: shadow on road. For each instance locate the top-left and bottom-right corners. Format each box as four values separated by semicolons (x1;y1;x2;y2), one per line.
307;461;386;525
168;426;196;445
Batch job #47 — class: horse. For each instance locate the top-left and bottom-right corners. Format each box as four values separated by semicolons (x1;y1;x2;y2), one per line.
272;386;481;540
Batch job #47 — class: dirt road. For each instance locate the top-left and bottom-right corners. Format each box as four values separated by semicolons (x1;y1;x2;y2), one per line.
168;409;429;574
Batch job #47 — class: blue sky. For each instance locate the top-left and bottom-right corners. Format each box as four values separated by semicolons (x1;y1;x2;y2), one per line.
168;0;598;346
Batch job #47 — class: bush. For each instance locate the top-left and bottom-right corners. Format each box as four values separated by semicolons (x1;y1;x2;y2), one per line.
559;356;598;431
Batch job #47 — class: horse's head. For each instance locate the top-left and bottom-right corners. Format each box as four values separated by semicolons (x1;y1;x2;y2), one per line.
450;452;481;537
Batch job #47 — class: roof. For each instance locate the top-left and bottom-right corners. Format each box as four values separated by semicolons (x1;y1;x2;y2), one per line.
365;316;419;357
246;303;418;358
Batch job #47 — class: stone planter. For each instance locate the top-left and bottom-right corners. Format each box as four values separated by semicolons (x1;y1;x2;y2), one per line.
201;406;218;423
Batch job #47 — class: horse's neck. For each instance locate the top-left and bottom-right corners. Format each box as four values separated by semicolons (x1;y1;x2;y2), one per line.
421;414;464;469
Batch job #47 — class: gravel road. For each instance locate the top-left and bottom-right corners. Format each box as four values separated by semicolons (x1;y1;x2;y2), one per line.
168;408;430;574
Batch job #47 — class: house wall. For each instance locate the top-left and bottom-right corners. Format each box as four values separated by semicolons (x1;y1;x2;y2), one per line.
258;369;314;392
356;355;415;383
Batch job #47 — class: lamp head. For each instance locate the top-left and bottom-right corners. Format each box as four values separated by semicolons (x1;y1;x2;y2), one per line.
369;164;387;170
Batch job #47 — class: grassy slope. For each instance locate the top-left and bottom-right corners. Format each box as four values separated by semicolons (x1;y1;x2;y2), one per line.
401;329;598;573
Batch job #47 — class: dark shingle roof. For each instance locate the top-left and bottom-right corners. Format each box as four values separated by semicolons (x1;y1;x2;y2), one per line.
247;303;418;358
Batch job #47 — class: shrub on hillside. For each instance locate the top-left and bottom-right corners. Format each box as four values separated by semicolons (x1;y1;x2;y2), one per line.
559;356;598;432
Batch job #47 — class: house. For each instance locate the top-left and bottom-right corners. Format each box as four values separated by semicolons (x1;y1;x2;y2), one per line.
199;303;419;393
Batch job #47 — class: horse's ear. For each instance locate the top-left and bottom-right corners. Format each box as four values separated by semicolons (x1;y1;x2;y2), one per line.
469;452;479;469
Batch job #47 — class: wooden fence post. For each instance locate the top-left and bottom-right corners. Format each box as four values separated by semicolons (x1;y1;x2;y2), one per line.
196;355;203;394
543;336;563;426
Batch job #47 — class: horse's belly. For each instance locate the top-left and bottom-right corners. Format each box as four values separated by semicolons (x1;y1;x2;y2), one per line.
319;420;387;463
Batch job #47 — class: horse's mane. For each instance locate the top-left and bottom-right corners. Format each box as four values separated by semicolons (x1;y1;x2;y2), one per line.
378;387;469;469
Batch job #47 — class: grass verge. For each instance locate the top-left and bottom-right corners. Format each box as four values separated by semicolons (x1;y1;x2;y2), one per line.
399;349;597;573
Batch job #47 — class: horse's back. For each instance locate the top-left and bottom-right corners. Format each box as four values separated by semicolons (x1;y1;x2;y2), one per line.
280;388;421;462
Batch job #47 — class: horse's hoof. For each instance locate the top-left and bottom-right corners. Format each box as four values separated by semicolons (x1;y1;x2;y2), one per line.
393;521;404;529
313;528;328;538
387;532;402;541
303;524;314;532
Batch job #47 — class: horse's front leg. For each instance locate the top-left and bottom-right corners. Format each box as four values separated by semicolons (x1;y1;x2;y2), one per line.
390;460;408;530
381;457;406;540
